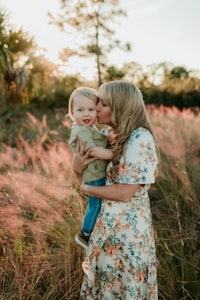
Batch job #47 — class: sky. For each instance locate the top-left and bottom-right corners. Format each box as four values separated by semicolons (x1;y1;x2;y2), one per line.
1;0;200;79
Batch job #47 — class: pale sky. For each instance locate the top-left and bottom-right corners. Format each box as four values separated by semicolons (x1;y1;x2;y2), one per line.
1;0;200;79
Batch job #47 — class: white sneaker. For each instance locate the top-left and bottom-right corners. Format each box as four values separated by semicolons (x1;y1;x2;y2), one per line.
75;231;89;250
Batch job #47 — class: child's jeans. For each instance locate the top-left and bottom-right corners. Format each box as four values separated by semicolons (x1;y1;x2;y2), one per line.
82;177;105;235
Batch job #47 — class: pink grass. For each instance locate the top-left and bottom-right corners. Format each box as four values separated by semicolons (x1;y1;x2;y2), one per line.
0;107;199;299
147;105;200;186
0;118;83;241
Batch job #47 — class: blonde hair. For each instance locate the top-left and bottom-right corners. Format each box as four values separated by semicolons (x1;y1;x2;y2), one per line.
68;87;98;121
98;81;158;179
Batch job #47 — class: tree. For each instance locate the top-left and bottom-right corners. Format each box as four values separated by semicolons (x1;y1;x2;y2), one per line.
169;66;190;80
48;0;131;86
0;11;13;104
0;10;35;105
103;65;125;81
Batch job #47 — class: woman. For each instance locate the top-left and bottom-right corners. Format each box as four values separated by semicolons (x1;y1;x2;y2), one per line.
73;81;159;299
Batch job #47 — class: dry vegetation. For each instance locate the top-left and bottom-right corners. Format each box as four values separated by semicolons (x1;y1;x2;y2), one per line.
149;105;200;300
0;106;200;299
0;112;85;299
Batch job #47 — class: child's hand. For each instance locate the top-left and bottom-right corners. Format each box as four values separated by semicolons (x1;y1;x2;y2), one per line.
87;146;113;160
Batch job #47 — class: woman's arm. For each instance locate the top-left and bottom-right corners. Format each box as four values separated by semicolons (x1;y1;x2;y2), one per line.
88;146;113;160
80;183;140;203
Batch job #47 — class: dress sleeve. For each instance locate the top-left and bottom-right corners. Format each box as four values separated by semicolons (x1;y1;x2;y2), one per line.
118;128;158;184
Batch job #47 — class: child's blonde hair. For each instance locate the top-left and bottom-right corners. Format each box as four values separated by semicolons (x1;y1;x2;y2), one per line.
68;87;98;121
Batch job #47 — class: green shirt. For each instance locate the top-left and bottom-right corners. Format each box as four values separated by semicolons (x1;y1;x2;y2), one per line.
68;124;109;182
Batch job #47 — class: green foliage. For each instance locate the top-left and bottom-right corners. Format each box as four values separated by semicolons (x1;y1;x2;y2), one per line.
141;77;200;109
0;10;36;107
169;66;190;80
0;11;13;74
103;65;125;81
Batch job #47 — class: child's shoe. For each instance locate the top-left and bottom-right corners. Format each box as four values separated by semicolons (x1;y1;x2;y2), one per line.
75;231;90;250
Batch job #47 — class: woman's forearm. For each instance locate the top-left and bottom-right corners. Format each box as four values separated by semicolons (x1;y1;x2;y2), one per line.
80;183;140;203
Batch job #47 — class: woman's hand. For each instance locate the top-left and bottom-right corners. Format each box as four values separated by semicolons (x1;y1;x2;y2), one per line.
72;138;96;176
80;183;89;195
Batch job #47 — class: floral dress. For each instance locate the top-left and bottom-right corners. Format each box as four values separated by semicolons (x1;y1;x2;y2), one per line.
80;127;158;300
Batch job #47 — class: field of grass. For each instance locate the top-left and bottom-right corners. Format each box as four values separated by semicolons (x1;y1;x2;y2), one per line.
0;105;200;299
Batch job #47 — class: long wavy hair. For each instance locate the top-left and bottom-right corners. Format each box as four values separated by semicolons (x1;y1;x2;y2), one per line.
98;81;158;180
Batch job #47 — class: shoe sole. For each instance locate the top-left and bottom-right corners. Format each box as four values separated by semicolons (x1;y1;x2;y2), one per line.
75;234;88;250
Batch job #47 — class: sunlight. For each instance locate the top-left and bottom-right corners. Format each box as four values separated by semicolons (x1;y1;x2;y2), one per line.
3;1;68;65
4;0;97;79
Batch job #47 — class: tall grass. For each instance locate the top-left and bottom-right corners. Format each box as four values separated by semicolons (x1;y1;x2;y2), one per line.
148;105;200;300
0;112;85;299
0;106;200;299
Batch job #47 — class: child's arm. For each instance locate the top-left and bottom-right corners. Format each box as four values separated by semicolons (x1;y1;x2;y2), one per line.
87;146;113;160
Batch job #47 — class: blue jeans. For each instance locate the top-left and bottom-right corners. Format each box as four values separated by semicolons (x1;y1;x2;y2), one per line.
82;177;105;235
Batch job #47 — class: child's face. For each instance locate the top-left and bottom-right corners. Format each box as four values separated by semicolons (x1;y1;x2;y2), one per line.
72;95;97;126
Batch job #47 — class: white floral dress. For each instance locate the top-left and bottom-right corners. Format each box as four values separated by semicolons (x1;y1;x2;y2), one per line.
80;128;158;300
